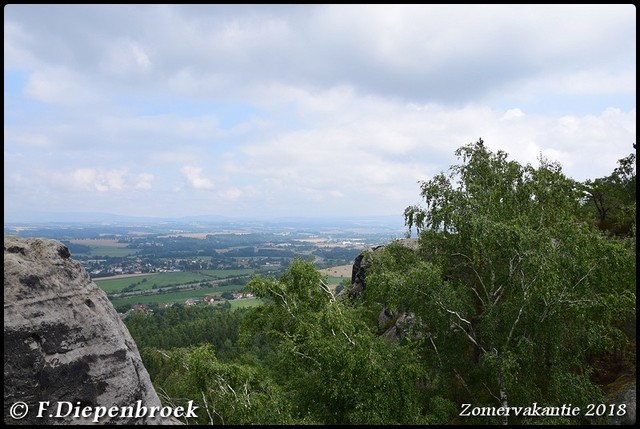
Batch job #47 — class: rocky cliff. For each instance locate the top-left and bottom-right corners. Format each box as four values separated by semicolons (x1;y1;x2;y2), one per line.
4;236;176;425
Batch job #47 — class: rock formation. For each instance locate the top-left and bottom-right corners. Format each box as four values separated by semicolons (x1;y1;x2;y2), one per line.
348;238;418;301
604;378;636;425
4;236;177;425
347;238;420;343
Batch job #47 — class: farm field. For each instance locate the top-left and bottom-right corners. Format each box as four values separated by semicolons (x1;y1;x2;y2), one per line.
68;239;139;257
94;269;255;293
319;264;352;277
109;283;250;308
110;286;218;307
69;238;129;247
319;264;352;287
102;264;352;309
76;246;138;257
227;298;264;309
325;276;347;288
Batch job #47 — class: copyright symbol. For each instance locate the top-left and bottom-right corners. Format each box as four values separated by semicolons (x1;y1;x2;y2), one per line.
9;402;29;419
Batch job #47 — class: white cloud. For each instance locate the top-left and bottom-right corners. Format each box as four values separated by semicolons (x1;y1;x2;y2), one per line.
501;108;525;121
24;67;101;105
3;20;37;68
7;131;52;148
100;39;152;77
217;187;242;201
105;169;126;190
135;173;154;190
70;168;140;192
3;5;635;219
72;168;98;189
181;166;214;189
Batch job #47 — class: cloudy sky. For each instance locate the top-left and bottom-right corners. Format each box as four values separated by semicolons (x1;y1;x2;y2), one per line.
4;4;636;222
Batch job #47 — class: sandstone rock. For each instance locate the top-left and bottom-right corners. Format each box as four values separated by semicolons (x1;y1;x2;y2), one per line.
605;378;636;425
347;245;382;300
346;238;422;344
347;239;417;303
348;238;419;301
4;236;178;425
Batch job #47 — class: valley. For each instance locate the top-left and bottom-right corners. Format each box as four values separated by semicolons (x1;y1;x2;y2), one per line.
5;216;404;312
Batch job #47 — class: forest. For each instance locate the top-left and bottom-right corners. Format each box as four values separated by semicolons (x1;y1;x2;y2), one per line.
124;139;636;425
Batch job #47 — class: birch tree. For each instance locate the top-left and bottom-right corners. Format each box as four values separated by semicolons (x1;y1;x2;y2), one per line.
395;139;636;424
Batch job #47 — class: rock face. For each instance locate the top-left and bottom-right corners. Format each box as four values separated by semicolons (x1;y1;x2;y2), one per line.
605;379;636;425
348;238;420;343
348;245;383;300
4;236;174;425
348;238;418;301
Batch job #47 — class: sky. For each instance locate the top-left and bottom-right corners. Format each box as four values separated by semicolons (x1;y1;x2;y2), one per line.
4;4;636;222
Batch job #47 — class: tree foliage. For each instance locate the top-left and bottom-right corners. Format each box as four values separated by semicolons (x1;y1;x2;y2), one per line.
125;305;244;358
399;138;635;423
580;149;636;237
241;258;429;424
141;345;298;425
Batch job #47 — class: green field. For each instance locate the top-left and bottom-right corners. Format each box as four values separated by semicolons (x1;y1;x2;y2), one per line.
72;246;139;257
109;283;250;307
94;269;255;293
207;284;248;293
199;268;256;278
326;276;349;286
228;298;264;309
95;274;161;293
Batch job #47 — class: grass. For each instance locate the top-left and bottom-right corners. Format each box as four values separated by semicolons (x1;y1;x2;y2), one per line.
216;284;248;293
72;246;139;257
109;283;248;307
325;275;349;286
95;274;161;293
228;298;264;309
95;269;255;293
198;269;256;278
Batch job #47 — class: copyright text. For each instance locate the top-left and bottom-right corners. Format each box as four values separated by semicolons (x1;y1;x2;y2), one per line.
8;400;198;422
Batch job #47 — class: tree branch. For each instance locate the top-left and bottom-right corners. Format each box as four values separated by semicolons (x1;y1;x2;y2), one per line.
452;252;490;304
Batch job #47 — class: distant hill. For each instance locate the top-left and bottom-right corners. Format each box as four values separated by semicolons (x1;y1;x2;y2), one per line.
4;212;406;232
